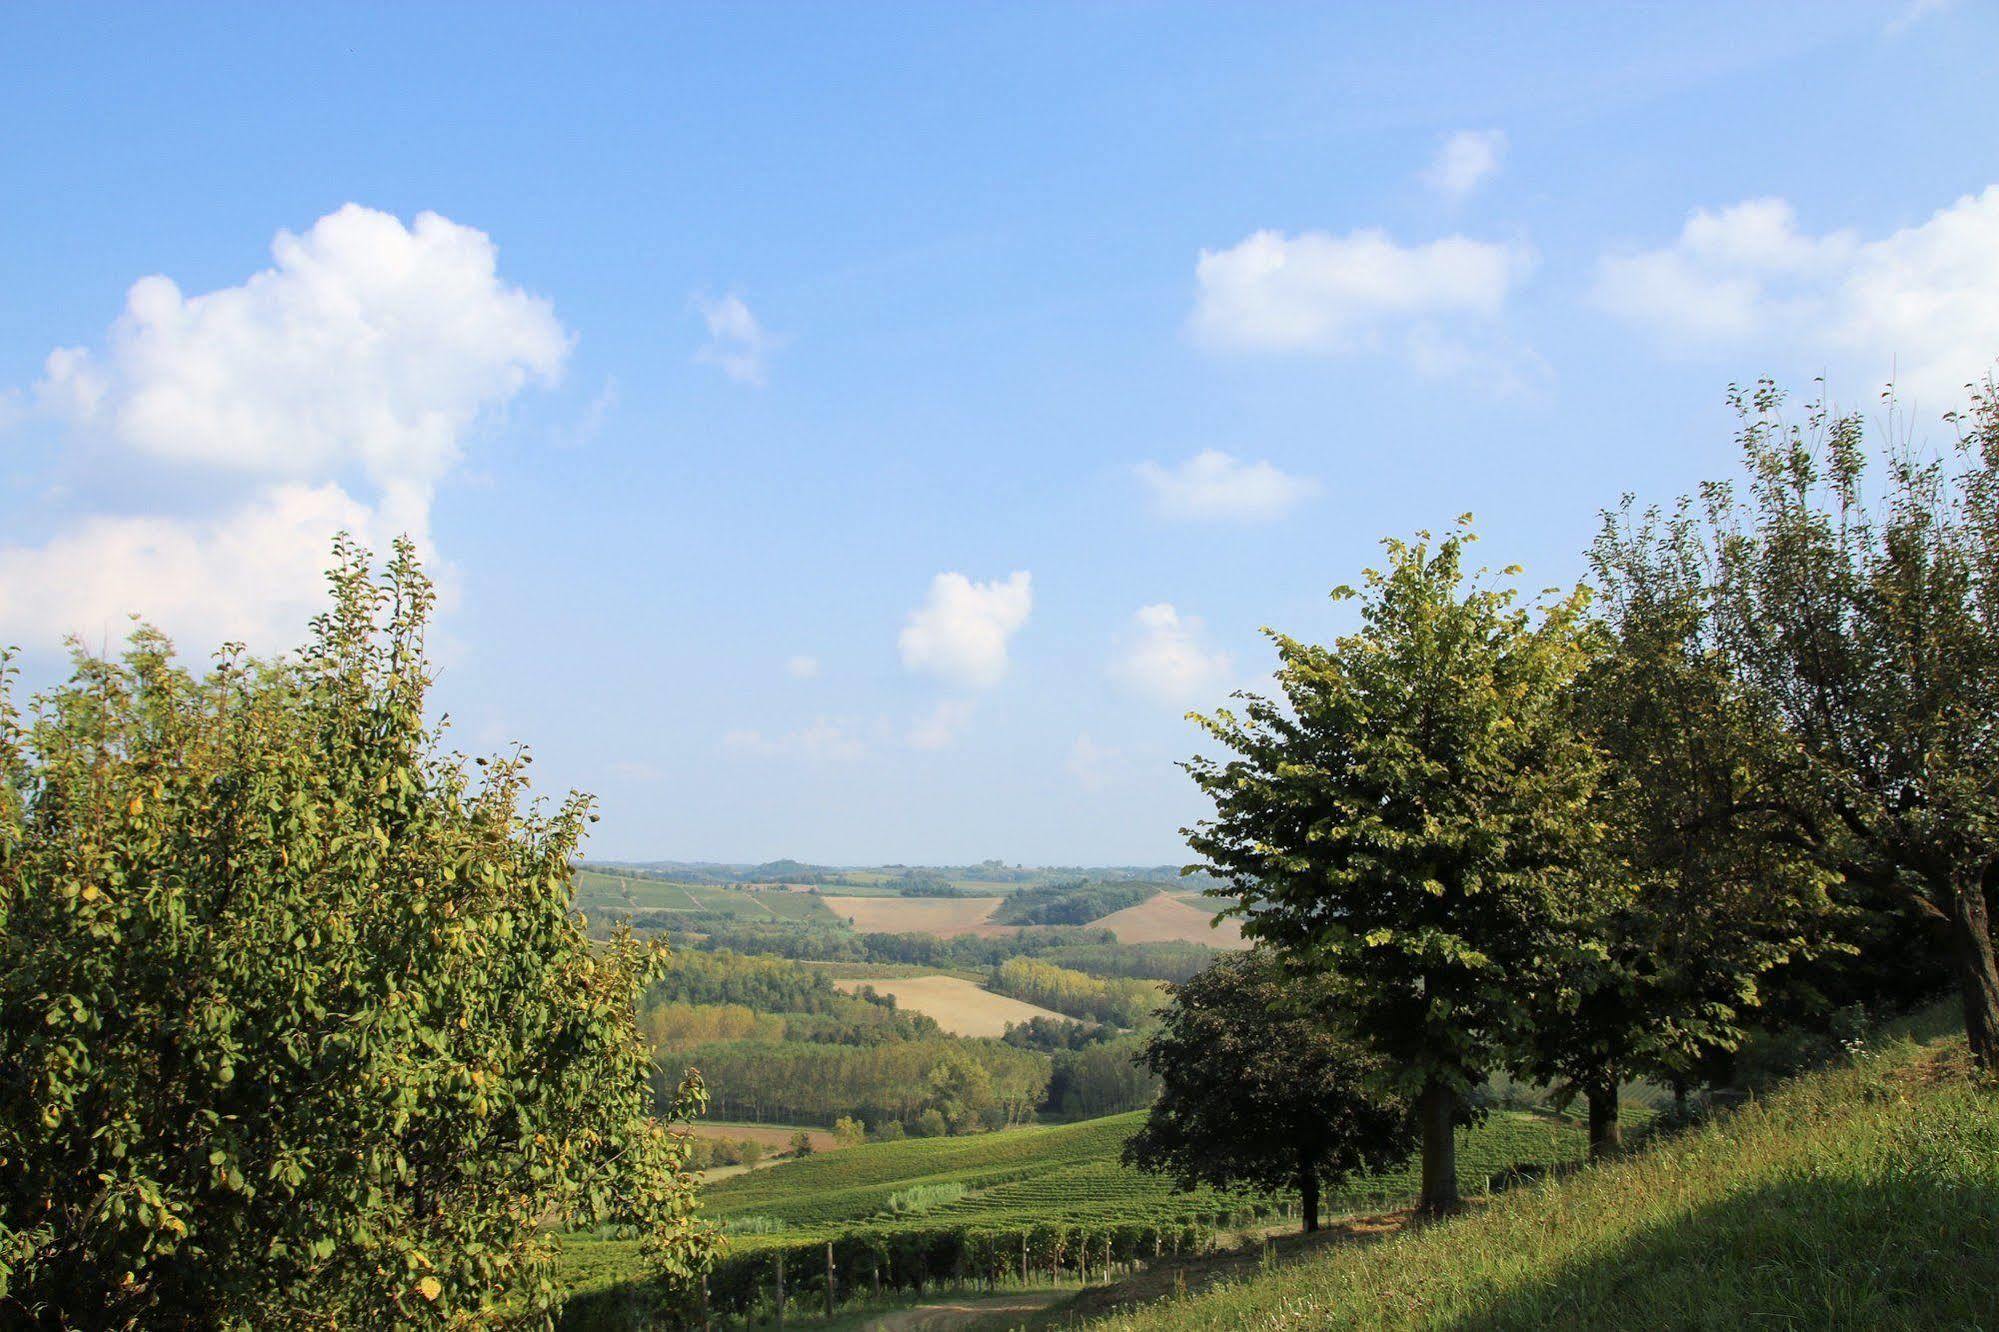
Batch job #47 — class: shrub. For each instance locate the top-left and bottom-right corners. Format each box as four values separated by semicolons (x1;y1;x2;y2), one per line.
0;541;710;1328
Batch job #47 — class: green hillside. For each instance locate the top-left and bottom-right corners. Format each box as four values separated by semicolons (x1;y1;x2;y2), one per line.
555;1100;1606;1311
572;868;836;924
1088;1016;1997;1330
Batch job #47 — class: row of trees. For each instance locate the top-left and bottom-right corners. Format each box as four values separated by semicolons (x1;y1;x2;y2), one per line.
672;1039;1049;1133
989;880;1154;926
989;958;1160;1027
1165;379;1999;1214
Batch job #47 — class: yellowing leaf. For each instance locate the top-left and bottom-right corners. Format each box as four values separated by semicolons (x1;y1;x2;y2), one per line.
416;1275;442;1301
129;796;144;816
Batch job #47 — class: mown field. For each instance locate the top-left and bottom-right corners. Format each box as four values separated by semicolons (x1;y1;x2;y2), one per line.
1094;892;1247;948
1090;1012;1993;1331
830;974;1073;1037
820;895;1005;936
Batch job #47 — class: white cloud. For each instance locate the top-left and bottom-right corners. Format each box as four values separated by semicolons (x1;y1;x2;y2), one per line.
723;719;867;762
1066;733;1120;791
786;654;821;680
694;293;775;386
3;205;568;652
898;571;1032;689
1422;129;1507;200
907;699;974;751
1111;603;1233;709
1886;0;1953;35
1594;188;1999;401
38;204;567;493
1190;227;1534;380
1135;450;1318;522
0;482;385;649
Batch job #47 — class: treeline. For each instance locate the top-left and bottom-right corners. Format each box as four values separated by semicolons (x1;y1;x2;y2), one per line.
990;880;1153;926
685;922;1123;970
641;951;942;1047
1154;379;1999;1220
991;958;1161;1027
1039;940;1220;985
1046;1036;1160;1118
668;1040;1049;1132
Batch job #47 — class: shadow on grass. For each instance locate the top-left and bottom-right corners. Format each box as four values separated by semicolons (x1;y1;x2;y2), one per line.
1444;1171;1999;1330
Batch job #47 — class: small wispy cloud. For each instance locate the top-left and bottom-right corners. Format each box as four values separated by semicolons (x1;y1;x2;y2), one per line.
1135;450;1318;523
723;719;866;761
694;292;777;386
1421;129;1507;201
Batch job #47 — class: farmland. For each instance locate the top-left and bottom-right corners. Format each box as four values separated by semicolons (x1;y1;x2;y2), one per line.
830;975;1073;1037
820;894;1006;936
572;868;837;925
1093;891;1248;948
555;1101;1609;1315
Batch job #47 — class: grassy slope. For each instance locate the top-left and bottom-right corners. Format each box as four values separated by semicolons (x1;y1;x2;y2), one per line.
571;869;835;923
555;1104;1601;1300
1090;1018;1999;1330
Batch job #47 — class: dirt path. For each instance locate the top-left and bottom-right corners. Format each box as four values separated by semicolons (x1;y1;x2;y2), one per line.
857;1290;1069;1330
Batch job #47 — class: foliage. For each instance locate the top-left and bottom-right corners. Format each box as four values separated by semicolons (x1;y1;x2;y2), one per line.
1039;940;1224;984
879;1181;965;1216
990;879;1154;927
1598;379;1999;1067
1521;543;1843;1149
1185;523;1603;1208
1125;953;1415;1230
1046;1035;1161;1118
990;957;1160;1027
666;1037;1047;1130
0;540;708;1329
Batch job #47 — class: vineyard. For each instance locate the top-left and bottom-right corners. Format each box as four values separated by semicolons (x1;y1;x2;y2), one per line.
555;1103;1616;1324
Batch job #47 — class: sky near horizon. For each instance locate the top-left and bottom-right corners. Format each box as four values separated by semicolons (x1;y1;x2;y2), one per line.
3;1;1998;865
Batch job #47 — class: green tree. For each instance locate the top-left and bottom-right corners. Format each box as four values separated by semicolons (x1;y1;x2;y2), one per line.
1602;380;1999;1068
1186;525;1602;1210
0;540;710;1329
1522;543;1841;1153
1123;952;1413;1232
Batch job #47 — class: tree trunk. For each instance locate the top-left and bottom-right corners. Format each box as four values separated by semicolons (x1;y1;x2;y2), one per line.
1585;1080;1621;1158
1417;1079;1459;1213
1950;884;1999;1070
1298;1152;1321;1234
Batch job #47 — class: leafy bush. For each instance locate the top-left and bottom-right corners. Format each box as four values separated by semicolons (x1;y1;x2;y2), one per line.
879;1182;966;1216
0;541;709;1328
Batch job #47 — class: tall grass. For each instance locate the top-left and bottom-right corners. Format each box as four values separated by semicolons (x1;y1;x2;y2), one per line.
1092;1024;1999;1329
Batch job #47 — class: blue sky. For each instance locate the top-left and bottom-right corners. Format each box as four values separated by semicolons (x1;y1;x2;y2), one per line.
4;1;1997;864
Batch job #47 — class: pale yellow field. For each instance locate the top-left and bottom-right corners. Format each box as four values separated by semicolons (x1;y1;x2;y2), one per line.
832;974;1071;1037
1092;891;1248;947
820;895;1003;936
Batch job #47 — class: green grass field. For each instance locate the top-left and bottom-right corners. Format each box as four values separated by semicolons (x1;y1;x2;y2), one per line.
572;869;836;924
1090;1011;1997;1330
555;1101;1603;1305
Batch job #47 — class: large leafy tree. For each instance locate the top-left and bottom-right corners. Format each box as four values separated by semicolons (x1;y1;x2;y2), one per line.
0;541;710;1329
1520;559;1838;1154
1600;380;1999;1069
1122;952;1413;1233
1185;526;1602;1211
